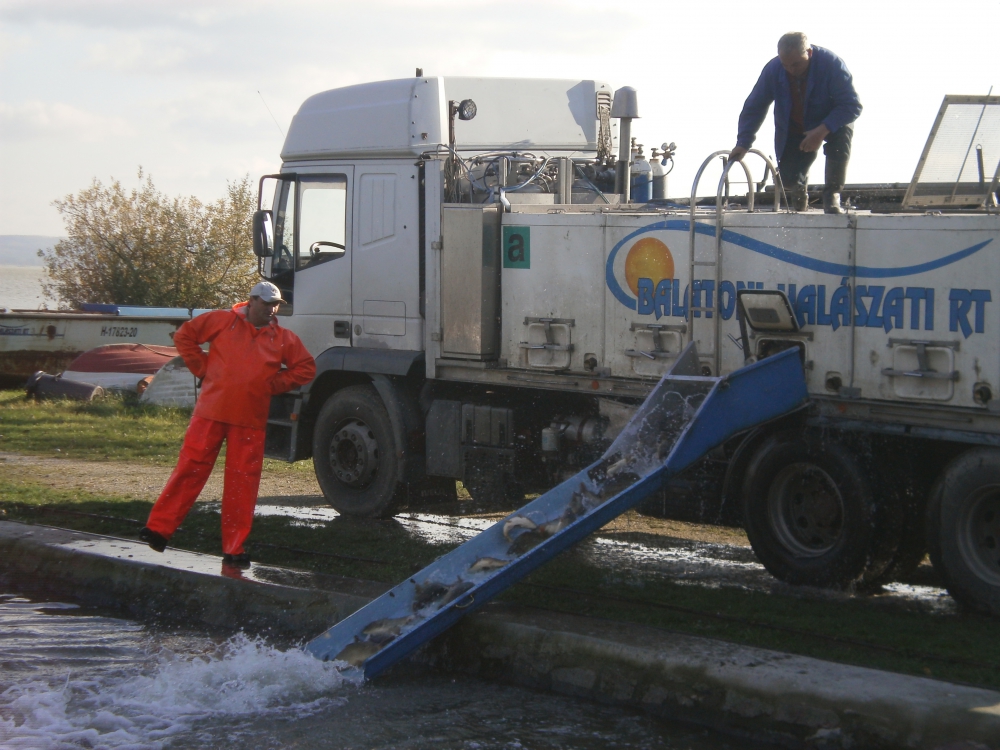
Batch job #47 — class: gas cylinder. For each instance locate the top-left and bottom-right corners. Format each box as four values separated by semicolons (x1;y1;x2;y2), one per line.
650;147;666;200
630;141;652;203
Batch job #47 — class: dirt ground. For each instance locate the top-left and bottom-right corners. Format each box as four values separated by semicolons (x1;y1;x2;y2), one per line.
0;451;750;547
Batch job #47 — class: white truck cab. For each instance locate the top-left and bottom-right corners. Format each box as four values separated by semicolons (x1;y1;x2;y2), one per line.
252;76;1000;616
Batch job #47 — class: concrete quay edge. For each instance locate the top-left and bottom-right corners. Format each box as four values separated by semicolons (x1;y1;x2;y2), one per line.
0;520;997;750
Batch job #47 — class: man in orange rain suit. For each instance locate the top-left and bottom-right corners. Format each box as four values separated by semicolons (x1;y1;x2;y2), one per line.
139;281;315;567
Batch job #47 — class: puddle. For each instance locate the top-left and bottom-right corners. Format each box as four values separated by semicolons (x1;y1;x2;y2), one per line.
243;503;956;614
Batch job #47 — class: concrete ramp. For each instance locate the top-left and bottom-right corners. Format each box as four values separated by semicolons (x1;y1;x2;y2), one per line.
305;344;808;678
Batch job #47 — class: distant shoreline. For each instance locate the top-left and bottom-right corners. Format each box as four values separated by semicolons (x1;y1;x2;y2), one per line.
0;235;63;267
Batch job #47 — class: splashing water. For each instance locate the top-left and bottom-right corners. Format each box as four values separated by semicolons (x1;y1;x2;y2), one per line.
0;599;359;750
0;596;746;750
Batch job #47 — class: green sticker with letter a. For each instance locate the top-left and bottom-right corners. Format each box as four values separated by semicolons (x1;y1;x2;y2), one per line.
503;226;530;269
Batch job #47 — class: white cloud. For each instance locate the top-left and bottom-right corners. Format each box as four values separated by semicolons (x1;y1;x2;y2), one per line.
1;0;999;235
0;100;133;141
85;37;195;74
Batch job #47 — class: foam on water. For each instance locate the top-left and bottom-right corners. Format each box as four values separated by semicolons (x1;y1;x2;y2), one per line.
0;617;360;749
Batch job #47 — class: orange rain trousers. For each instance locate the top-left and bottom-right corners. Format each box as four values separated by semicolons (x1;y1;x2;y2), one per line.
146;415;266;555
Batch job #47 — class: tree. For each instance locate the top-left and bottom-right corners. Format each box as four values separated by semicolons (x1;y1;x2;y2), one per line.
42;170;258;309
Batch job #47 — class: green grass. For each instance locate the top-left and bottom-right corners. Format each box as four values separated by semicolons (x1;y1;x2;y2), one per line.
2;475;999;690
0;390;312;474
0;389;190;464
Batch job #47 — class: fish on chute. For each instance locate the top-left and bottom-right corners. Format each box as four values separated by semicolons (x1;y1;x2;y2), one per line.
361;615;415;644
503;515;537;541
468;556;509;574
334;639;383;667
412;578;474;612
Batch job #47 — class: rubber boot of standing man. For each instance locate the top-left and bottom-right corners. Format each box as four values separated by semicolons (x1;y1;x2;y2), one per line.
728;32;862;213
139;282;316;568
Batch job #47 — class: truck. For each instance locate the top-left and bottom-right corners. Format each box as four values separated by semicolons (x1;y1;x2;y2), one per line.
249;74;1000;616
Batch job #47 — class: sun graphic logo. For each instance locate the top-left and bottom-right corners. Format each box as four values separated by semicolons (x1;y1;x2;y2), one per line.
624;237;674;298
606;233;678;319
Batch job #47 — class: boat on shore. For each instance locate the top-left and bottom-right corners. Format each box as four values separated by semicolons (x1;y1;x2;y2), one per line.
0;304;209;387
61;343;179;392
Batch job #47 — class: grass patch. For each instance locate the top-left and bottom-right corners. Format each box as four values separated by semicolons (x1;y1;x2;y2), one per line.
3;474;1000;690
0;390;313;474
0;389;190;464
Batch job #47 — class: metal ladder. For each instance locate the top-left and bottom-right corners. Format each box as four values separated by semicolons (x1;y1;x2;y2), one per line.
303;343;807;678
687;149;786;376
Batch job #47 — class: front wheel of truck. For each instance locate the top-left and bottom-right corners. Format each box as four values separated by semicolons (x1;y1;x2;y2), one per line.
313;384;405;518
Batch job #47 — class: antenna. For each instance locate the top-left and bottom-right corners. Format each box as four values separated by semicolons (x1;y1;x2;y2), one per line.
257;90;285;138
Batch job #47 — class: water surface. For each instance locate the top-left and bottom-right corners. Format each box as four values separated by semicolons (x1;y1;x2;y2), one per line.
0;593;752;749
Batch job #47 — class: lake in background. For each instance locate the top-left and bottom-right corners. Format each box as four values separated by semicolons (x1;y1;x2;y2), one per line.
0;235;63;310
0;266;59;310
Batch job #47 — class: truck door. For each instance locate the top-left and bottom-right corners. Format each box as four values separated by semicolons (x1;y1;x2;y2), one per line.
285;171;354;354
351;164;421;351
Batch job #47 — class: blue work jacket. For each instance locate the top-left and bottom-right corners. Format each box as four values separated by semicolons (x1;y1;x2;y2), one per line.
736;45;862;158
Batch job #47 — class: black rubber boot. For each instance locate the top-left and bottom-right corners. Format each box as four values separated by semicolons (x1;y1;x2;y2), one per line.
789;185;808;212
222;552;251;569
139;527;168;553
824;159;848;214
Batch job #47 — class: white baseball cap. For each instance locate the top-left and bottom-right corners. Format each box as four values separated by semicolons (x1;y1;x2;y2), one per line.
250;281;285;303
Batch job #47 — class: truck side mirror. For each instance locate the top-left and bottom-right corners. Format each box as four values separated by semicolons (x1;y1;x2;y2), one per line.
252;210;274;258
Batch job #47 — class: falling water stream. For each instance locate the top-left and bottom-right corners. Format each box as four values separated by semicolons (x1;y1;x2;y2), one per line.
0;593;758;750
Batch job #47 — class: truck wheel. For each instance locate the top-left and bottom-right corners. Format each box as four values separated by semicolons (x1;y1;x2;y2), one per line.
927;448;1000;615
313;384;405;518
741;431;889;588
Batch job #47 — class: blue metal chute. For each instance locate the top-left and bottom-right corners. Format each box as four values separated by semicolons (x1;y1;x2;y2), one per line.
305;344;808;678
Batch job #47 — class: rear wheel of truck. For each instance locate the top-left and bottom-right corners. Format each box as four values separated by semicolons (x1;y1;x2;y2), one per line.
927;448;1000;616
741;431;892;588
313;384;405;519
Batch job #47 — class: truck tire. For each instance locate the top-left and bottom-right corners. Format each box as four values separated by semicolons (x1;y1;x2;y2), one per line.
741;431;890;588
927;448;1000;615
312;384;405;518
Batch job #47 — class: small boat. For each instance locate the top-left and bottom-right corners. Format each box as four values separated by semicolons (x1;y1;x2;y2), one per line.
0;305;209;387
139;356;198;407
61;343;179;392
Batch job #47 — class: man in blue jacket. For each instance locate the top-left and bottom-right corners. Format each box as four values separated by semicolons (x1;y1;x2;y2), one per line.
729;32;862;213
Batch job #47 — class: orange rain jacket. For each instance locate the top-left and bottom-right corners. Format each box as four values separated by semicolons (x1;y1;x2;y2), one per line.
174;302;316;430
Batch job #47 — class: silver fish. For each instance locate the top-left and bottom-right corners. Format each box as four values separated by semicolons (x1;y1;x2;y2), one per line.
412;578;474;611
507;528;546;556
361;615;414;644
574;483;603;511
538;515;571;537
605;456;630;477
469;556;509;573
503;515;537;542
335;639;383;667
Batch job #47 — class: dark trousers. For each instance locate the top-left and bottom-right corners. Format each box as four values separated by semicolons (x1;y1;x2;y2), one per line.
778;123;853;189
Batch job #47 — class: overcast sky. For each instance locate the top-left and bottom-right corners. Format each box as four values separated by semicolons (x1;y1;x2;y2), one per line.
1;0;997;236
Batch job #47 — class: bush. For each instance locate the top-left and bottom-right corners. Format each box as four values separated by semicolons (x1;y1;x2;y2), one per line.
42;170;257;309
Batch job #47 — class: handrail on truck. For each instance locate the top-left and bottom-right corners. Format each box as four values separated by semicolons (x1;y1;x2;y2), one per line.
687;149;786;374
